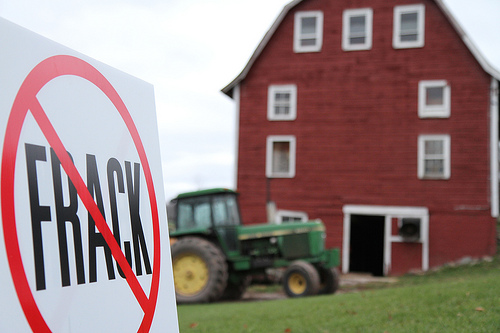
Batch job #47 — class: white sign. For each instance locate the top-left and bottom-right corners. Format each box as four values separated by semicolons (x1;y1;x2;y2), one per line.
0;18;179;332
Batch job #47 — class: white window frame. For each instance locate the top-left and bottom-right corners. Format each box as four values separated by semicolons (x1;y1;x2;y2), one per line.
268;84;297;121
393;4;425;49
342;8;373;51
294;11;324;53
275;210;308;223
418;134;451;179
266;135;296;178
418;80;451;118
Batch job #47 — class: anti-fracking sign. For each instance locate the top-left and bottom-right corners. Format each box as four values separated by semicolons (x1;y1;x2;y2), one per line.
0;18;179;332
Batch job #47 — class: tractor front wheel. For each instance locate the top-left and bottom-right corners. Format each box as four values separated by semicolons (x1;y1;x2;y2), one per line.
283;261;320;297
317;266;340;295
171;237;228;304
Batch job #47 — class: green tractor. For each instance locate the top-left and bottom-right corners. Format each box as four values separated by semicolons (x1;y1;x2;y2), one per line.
168;188;340;304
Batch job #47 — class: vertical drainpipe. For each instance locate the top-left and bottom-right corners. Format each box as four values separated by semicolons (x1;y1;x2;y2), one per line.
266;177;276;223
490;78;499;218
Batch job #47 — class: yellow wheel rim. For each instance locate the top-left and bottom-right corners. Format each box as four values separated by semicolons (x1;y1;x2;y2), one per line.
288;272;307;295
173;253;209;296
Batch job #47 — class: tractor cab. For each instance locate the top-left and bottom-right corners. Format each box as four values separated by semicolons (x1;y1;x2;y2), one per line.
168;188;242;252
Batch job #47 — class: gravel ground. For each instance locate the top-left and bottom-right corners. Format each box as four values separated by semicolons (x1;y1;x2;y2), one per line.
241;273;398;301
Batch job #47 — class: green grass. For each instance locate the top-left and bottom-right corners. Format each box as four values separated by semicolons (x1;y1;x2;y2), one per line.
176;257;500;332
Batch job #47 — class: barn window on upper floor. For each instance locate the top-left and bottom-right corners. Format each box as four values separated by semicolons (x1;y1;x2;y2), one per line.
418;135;450;179
393;4;425;49
342;8;373;51
294;11;323;53
418;80;450;118
266;135;296;178
268;84;297;121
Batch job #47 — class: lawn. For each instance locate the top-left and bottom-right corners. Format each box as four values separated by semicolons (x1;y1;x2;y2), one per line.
176;256;500;332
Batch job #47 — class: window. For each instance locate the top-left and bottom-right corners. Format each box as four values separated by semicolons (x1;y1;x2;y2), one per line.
275;210;308;223
418;135;450;179
294;11;323;53
418;80;450;118
268;84;297;120
342;8;373;51
393;4;425;49
177;196;212;230
266;135;296;178
212;194;241;226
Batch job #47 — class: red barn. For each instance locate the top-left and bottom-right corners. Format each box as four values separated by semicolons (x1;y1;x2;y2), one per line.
222;0;499;276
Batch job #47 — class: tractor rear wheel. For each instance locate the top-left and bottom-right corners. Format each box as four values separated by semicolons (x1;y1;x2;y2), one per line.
171;237;228;304
283;261;320;297
317;266;340;295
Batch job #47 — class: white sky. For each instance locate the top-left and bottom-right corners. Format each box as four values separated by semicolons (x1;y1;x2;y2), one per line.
1;0;500;201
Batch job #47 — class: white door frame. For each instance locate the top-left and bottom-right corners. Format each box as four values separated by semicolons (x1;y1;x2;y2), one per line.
342;205;429;276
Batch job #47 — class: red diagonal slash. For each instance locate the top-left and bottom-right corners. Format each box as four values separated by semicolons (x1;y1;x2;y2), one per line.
2;55;161;333
29;96;150;309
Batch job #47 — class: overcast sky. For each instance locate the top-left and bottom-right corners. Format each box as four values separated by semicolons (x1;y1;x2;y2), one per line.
1;0;500;201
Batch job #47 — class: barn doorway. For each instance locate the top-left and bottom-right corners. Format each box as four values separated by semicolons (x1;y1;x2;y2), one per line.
349;214;385;276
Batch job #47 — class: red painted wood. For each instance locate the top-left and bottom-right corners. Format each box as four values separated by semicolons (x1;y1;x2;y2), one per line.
235;0;497;274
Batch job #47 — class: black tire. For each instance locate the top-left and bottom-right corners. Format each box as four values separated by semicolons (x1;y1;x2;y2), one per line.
171;237;228;304
283;261;320;297
317;266;340;295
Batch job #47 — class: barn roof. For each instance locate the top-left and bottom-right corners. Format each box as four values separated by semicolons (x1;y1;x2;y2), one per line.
222;0;500;98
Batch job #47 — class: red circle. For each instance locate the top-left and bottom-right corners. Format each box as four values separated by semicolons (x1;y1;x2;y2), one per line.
1;55;161;332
